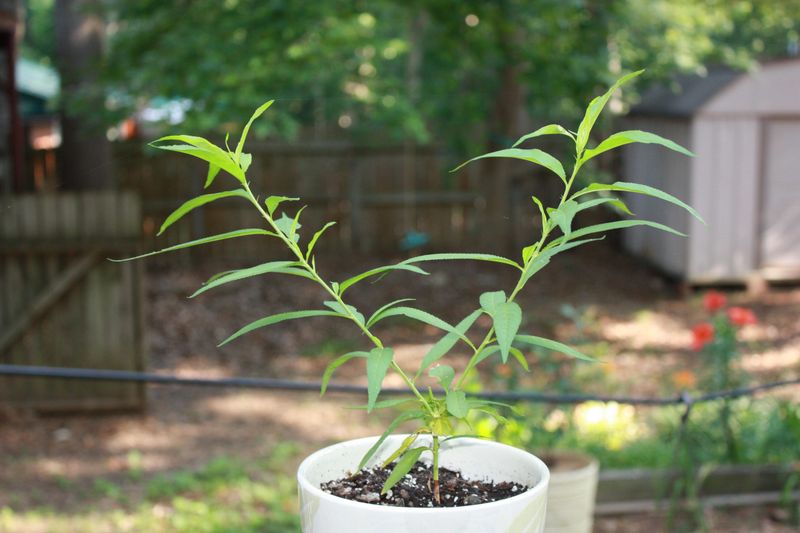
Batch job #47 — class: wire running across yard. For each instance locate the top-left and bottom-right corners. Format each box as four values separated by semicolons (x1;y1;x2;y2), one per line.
1;364;797;407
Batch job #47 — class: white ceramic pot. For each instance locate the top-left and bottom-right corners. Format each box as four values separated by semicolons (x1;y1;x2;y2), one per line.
540;451;599;533
297;435;550;533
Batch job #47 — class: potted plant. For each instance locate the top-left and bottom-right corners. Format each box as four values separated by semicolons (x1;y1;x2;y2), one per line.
117;70;700;533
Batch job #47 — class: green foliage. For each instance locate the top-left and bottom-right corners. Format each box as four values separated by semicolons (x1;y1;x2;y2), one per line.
125;70;700;503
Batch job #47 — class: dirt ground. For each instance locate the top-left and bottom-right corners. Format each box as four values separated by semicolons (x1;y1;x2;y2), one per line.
1;242;799;531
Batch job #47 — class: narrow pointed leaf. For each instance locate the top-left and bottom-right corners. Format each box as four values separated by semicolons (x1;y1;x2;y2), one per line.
347;398;416;411
219;310;343;346
110;229;274;262
565;219;685;243
415;309;482;379
158;190;249;236
453;148;566;183
382;447;427;494
446;390;469;418
367;299;416;328
151;135;245;183
515;334;597;362
306;221;337;260
548;200;580;240
575;196;633;216
509;347;529;371
205;164;221;188
381;432;422;468
429;365;455;390
576;70;644;154
573;181;704;223
235;100;274;161
370;307;472;347
582;130;694;163
522;238;605;283
402;253;521;270
339;264;429;295
190;260;297;297
358;410;427;471
474;345;501;366
265;196;299;216
366;347;395;413
490;302;522;363
320;351;369;395
513;124;575;147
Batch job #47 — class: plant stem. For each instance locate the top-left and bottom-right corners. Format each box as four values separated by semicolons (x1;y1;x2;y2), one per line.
432;434;441;505
242;183;431;409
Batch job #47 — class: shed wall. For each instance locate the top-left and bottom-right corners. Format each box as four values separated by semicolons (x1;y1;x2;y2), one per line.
687;117;760;282
621;117;692;277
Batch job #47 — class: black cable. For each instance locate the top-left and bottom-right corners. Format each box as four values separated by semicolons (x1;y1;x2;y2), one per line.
1;364;798;406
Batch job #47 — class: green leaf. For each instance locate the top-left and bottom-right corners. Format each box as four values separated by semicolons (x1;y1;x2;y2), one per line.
306;222;337;260
150;135;245;183
320;351;369;395
515;334;597;362
564;219;685;243
268;266;317;281
158;190;249;236
235;100;274;161
479;290;507;312
370;307;472;348
323;300;365;325
522;238;604;283
429;365;455;390
381;432;423;468
274;212;301;241
576;70;644;154
415;309;482;379
238;152;253;173
367;299;416;328
402;253;521;270
573;181;704;223
366;347;394;413
582;130;694;163
190;260;297;297
446;390;469;418
575;196;633;216
110;229;274;262
489;302;522;363
219;310;344;346
452;148;566;183
265;196;299;216
474;345;501;366
339;264;429;295
358;410;426;471
347;398;416;411
548;200;580;240
509;347;529;371
204;164;221;188
513;124;575;147
382;447;427;494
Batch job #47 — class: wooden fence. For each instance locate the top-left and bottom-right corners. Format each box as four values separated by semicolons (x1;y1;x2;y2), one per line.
114;142;489;259
0;191;145;411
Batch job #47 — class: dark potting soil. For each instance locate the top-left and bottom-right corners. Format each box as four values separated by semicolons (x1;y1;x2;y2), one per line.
320;461;529;508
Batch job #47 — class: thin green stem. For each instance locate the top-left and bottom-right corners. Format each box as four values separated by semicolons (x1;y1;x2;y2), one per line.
432;434;441;505
241;182;431;410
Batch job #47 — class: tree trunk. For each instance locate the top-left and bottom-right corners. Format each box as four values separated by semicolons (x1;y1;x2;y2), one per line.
54;0;113;190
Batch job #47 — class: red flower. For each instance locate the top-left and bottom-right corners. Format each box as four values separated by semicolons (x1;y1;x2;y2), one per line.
692;323;715;351
728;307;757;327
703;291;727;313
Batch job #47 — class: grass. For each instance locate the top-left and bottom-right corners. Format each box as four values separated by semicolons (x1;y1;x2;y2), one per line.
0;443;302;533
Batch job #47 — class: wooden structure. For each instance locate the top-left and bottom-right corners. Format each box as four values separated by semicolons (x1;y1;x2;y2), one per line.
622;60;800;283
115;142;484;258
0;191;145;411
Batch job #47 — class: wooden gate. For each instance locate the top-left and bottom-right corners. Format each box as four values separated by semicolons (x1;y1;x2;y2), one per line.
0;191;145;411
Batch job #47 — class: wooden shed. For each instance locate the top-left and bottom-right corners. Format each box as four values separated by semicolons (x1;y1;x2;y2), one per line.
621;60;800;284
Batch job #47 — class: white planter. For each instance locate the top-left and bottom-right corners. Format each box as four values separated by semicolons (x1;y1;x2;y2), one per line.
298;435;550;533
540;451;599;533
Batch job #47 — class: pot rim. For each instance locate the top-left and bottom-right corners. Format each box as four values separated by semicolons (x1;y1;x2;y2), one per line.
297;435;550;514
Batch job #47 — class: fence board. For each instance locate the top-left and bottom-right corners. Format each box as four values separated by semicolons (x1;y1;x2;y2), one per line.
0;191;145;411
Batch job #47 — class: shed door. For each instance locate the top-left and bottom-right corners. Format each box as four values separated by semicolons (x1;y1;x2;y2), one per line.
760;120;800;277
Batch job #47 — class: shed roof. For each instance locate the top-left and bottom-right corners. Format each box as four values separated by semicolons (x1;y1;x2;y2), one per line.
630;67;741;118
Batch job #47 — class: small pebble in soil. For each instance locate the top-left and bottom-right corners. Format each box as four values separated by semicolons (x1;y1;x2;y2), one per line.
320;461;529;508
